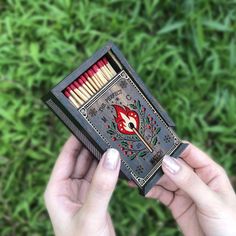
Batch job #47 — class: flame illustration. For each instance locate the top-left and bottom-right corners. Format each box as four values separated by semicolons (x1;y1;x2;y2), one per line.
113;105;139;135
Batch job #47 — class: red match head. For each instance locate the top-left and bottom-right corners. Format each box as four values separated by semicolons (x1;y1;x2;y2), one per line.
88;69;94;77
84;72;89;79
73;81;80;88
80;75;87;83
92;64;99;72
77;77;84;85
103;57;108;64
66;86;72;92
70;84;76;90
64;91;70;97
97;61;104;68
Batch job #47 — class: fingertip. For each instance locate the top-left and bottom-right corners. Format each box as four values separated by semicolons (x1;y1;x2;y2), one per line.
101;148;121;171
162;155;181;175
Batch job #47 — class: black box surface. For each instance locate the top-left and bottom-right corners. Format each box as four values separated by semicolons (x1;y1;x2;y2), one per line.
43;41;187;195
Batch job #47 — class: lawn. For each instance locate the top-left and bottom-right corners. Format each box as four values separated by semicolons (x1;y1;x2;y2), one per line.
0;0;236;235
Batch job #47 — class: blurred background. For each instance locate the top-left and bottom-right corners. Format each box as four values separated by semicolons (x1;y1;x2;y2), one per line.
0;0;236;235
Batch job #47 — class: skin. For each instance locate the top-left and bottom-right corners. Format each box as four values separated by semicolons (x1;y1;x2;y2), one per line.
44;136;120;236
45;136;236;236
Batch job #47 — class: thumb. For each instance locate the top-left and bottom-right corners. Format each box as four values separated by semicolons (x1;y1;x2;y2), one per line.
83;148;121;217
162;155;219;210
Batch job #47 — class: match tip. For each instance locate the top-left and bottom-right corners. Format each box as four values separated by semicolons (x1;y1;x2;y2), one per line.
66;86;72;92
64;91;70;97
70;84;76;90
97;61;104;68
88;69;94;77
84;72;89;79
92;64;99;72
73;81;80;88
77;77;84;85
80;75;87;83
103;57;108;64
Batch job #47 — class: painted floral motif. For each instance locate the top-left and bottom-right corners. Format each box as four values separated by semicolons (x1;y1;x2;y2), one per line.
106;99;161;160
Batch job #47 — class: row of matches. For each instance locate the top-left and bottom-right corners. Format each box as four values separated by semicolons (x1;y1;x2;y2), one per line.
64;57;117;108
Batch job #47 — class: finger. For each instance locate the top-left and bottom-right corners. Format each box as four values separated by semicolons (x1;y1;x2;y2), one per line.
181;142;219;169
71;147;93;179
50;135;82;182
146;185;174;207
82;149;121;218
84;159;98;182
156;174;178;192
162;155;220;210
181;142;234;197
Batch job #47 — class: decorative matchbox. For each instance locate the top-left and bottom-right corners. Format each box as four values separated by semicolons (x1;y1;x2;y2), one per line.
43;41;188;195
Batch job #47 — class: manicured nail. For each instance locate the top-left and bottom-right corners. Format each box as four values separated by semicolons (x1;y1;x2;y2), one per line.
162;155;180;174
103;148;120;170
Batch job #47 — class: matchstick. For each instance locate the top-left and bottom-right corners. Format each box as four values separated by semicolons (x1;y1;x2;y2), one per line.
88;69;103;88
70;84;88;102
84;72;100;91
80;75;96;94
64;91;79;108
97;61;112;80
102;57;117;77
90;68;104;86
73;81;91;98
92;64;108;83
66;87;83;105
77;77;94;96
129;123;153;152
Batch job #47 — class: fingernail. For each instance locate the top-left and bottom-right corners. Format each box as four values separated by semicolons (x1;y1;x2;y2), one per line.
162;155;180;174
103;148;120;170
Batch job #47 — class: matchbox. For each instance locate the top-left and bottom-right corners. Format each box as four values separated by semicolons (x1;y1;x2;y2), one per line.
43;41;188;195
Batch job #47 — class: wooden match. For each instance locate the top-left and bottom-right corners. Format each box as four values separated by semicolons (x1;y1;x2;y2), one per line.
84;72;100;91
80;75;96;93
73;81;91;98
70;84;88;102
93;64;109;82
64;55;119;109
77;77;93;96
103;57;117;77
88;69;103;88
97;61;112;80
66;87;83;105
64;90;79;108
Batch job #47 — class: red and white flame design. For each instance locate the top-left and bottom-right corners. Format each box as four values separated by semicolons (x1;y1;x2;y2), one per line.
113;105;139;135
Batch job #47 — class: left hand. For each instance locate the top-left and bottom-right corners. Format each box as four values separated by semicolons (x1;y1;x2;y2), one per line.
44;135;121;236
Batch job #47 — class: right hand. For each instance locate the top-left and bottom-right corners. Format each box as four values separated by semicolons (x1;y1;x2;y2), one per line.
142;143;236;236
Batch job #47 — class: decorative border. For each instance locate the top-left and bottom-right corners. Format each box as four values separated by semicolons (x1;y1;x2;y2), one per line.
79;70;181;187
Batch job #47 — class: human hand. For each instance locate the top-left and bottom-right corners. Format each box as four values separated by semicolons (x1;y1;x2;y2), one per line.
44;135;121;236
144;143;236;236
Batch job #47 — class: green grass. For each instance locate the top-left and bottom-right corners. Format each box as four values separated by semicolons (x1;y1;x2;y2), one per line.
1;0;236;235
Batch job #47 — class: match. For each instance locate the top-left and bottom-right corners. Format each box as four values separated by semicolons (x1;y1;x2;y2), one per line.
84;72;100;91
64;56;119;109
103;57;117;77
64;91;79;108
66;86;83;105
77;77;94;96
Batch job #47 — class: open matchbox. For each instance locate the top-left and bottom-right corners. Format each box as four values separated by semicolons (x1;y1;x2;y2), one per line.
43;41;188;195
